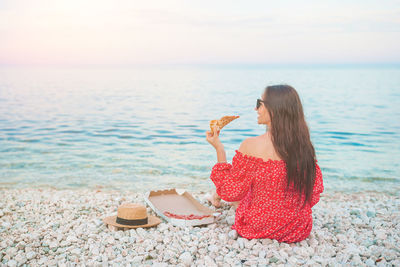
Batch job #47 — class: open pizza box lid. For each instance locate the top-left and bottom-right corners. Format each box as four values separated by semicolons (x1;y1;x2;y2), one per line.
144;188;219;227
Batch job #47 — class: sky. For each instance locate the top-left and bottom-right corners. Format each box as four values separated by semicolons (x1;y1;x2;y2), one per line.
0;0;400;66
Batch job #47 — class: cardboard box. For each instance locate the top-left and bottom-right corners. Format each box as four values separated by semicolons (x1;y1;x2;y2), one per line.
144;188;218;227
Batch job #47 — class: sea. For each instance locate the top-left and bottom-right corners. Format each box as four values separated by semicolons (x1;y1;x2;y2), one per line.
0;65;399;194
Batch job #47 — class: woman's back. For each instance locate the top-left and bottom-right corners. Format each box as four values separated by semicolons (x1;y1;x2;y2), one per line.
240;132;282;162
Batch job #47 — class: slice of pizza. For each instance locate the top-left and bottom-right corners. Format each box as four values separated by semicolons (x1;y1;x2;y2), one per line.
210;115;240;134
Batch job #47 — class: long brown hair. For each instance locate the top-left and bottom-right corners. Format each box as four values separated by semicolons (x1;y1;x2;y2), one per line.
264;85;316;205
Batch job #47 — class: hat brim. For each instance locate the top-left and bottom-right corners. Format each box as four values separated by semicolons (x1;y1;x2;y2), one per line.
103;215;161;229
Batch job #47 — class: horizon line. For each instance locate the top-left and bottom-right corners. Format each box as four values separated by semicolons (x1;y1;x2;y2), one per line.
1;62;400;69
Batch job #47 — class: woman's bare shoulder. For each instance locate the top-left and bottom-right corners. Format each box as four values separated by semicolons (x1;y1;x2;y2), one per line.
238;134;268;155
238;134;280;161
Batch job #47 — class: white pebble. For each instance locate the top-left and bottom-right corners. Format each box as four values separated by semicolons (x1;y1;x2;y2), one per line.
114;231;123;240
106;236;115;245
120;236;129;243
14;254;26;265
228;230;238;240
237;238;245;249
158;223;169;232
345;243;360;255
66;235;78;243
7;259;17;267
179;251;193;266
226;216;235;225
182;235;191;243
258;258;268;265
26;251;36;260
189;246;197;254
244;239;256;249
258;250;266;258
208;244;218;253
204;255;217;267
365;258;375;267
90;246;99;256
71;248;81;255
375;230;387;239
49;241;58;249
102;254;108;262
136;228;147;238
218;233;227;242
132;255;143;263
2;222;11;229
293;247;309;257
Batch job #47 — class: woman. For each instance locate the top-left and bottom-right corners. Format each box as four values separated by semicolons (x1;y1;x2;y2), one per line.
205;85;323;243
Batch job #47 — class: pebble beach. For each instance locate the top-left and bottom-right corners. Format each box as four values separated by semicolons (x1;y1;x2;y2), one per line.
0;188;399;267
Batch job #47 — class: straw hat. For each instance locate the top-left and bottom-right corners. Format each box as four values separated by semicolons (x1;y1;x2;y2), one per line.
103;203;161;229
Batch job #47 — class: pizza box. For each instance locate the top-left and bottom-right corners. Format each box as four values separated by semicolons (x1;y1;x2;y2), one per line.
144;188;219;227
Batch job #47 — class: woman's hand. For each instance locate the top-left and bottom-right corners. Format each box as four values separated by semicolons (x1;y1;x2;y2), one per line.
206;125;223;150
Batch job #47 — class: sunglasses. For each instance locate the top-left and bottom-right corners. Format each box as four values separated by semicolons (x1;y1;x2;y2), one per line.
256;98;266;109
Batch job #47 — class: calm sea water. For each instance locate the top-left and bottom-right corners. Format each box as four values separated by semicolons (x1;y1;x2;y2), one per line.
0;66;399;193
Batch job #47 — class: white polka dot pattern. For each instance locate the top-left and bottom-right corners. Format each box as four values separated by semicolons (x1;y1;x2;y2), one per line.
210;150;324;243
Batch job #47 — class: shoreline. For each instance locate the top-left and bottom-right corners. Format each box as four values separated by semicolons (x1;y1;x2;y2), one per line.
1;184;399;198
0;188;399;266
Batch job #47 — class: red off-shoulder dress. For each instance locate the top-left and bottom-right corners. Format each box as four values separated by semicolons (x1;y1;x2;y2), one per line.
210;150;323;243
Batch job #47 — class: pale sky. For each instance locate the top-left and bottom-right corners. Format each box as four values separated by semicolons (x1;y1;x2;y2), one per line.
1;0;400;66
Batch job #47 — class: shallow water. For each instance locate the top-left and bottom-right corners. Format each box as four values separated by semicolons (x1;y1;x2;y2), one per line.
0;66;399;193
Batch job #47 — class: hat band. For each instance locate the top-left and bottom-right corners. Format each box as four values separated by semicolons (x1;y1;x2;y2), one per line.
116;216;148;226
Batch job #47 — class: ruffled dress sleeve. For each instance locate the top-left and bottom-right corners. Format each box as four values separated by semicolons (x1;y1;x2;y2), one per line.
210;150;259;202
311;163;324;207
